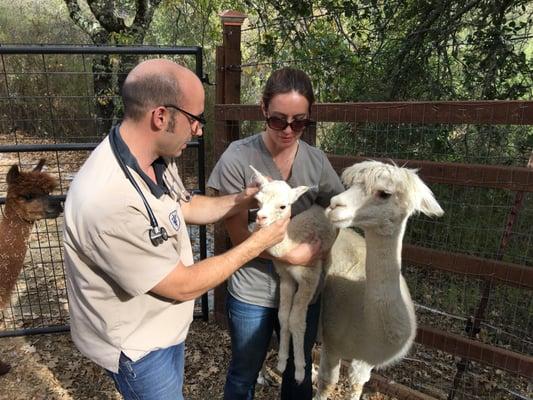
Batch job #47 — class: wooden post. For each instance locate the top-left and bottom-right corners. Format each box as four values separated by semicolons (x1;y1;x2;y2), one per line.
220;10;245;148
214;45;226;161
213;10;246;327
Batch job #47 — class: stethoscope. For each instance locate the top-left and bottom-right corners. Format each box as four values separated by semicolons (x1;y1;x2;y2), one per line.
109;126;190;247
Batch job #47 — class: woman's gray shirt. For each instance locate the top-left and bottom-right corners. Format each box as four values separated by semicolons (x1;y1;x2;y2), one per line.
207;133;344;308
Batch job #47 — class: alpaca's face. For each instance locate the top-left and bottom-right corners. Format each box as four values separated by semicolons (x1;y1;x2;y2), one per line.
5;161;63;222
254;181;308;227
325;161;443;235
249;165;309;228
326;180;403;235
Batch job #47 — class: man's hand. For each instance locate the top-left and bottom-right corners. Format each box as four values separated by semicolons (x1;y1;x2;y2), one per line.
281;234;322;266
234;186;260;210
250;216;289;250
237;173;275;210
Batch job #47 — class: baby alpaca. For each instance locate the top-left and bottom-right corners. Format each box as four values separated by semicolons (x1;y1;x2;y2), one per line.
0;159;62;375
251;166;337;384
316;160;444;400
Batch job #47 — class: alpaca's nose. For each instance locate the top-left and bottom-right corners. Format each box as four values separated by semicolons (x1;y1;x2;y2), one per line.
46;199;63;218
256;214;267;225
328;196;345;210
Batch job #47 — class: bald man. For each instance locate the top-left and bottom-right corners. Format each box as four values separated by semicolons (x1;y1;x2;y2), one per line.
63;59;289;400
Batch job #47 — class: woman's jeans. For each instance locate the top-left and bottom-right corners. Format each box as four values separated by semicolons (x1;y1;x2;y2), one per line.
224;293;320;400
107;342;185;400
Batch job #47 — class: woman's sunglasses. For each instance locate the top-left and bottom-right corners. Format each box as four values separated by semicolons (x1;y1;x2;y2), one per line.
266;116;315;132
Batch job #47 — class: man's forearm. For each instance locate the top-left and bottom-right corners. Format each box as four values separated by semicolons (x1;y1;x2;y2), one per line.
182;192;255;225
151;234;265;301
225;216;310;266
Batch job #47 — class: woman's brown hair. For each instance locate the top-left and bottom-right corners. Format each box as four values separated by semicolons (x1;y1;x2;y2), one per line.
261;67;315;113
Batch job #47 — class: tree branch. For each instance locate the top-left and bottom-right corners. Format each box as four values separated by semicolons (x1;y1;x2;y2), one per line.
63;0;106;40
87;0;126;32
332;14;358;52
131;0;163;34
389;0;484;98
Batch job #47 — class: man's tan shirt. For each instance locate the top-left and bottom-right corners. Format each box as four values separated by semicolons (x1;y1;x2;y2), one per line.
64;135;194;373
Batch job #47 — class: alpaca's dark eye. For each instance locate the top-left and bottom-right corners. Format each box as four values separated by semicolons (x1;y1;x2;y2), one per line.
377;190;391;199
280;205;287;210
22;193;36;201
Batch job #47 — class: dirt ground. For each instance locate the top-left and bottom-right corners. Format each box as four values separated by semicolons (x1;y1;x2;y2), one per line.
0;317;395;400
1;133;531;400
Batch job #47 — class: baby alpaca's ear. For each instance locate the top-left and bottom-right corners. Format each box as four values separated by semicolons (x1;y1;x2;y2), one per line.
290;186;309;203
249;165;269;187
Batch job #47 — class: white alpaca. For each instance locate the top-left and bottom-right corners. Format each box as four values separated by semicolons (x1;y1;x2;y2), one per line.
250;166;338;384
316;160;444;400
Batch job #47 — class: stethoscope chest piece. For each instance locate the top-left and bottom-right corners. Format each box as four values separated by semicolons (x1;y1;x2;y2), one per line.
149;225;168;246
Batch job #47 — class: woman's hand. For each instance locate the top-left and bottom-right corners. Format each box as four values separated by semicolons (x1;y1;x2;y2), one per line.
280;234;322;266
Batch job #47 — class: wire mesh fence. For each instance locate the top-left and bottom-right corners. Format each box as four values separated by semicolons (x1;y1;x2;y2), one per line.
0;47;203;140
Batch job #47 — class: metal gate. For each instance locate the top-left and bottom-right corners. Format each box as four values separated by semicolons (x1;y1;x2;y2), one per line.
0;45;209;337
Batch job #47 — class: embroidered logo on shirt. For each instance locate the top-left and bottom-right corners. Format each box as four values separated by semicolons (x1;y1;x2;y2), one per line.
169;210;180;231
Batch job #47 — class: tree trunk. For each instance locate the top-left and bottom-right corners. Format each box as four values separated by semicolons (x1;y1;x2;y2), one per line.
92;54;116;136
64;0;162;136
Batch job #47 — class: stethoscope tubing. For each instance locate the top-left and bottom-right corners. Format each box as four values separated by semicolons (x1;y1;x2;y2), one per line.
109;126;169;246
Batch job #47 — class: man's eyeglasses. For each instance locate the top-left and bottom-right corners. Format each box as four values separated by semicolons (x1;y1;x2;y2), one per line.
163;104;206;130
266;116;314;132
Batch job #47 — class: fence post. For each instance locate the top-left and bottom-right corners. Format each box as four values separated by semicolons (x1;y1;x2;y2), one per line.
213;10;246;327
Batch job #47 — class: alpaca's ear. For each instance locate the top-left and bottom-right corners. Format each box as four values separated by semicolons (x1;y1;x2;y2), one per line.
290;186;309;203
34;159;46;172
254;191;264;203
249;165;269;187
341;164;365;187
6;164;21;184
417;181;444;217
340;167;356;187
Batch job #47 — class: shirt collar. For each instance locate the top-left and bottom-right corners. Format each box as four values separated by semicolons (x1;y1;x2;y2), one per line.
110;124;170;198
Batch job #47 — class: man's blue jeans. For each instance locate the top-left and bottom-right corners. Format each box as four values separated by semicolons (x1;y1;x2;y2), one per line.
224;293;320;400
107;342;185;400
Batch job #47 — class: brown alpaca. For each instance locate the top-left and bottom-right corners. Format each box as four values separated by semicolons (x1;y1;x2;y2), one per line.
0;159;63;376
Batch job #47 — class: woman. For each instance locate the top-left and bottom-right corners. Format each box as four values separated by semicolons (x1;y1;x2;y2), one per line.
208;67;344;399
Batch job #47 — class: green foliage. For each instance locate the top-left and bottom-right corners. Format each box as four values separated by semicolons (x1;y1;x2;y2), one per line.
236;0;532;102
0;0;88;44
2;0;530;140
